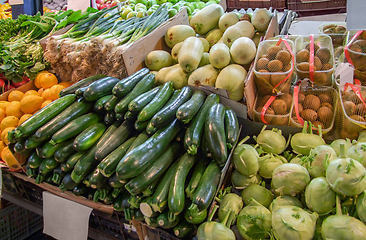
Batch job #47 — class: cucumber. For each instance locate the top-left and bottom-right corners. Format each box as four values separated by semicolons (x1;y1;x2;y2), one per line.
184;207;207;224
89;167;108;190
150;86;193;128
205;103;227;167
134;120;149;132
94;95;112;113
97;137;136;177
124;111;137;121
27;151;43;168
114;74;155;114
104;111;116;125
128;86;161;112
146;122;157;135
224;106;239;149
59;75;106;97
157;211;179;229
137;81;174;122
176;89;206;124
38;141;67;159
116;119;181;180
14;94;77;139
185;158;209;199
33;99;93;143
51;113;100;145
184;93;219;155
59;173;78;191
190;161;220;212
73;184;89;196
112;68;150;97
168;152;196;215
54;139;76;163
65;152;83;169
125;142;180;195
83;77;120;101
94;120;133;161
75;86;89;97
73;123;107;151
104;95;121;112
173;220;195;238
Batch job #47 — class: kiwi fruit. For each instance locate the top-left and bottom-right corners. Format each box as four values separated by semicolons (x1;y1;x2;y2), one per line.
256;58;270;71
317;106;333;126
313;72;329;86
303;94;321;111
313;121;325;129
292;103;303;117
261;54;268;59
334;46;344;59
343;115;366;133
321;63;333;71
271;117;289;126
298;93;305;104
266;46;282;59
297;62;310;71
343;101;356;116
257;107;275;124
352;56;366;71
271;99;288;115
354;39;366;52
282;64;292;72
256;70;271;83
315;48;331;63
354;69;366;82
340;130;359;141
345;91;366;104
305;43;320;53
301;109;318;122
349;44;363;59
280;93;293;110
334;25;346;34
276;50;292;65
318;93;332;104
277;81;291;94
356;103;366;115
320;102;333;112
360;31;366;40
314;56;323;71
270;73;287;87
256;95;271;109
296;49;310;63
267;60;283;72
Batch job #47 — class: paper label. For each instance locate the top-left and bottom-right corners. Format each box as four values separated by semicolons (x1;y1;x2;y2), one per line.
335;62;355;86
67;0;90;11
9;0;24;5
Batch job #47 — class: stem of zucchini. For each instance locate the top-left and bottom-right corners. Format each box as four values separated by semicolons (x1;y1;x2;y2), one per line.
168;211;178;223
187;145;198;155
35;174;44;184
112;188;121;198
52;174;61;185
93;190;100;202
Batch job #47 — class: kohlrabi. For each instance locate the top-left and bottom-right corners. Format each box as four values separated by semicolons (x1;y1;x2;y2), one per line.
271;163;310;197
346;142;366;168
290;121;325;156
326;144;366;196
232;136;259;177
231;170;262;190
254;126;288;155
217;193;243;226
330;138;352;157
305;177;336;214
241;183;274;208
269;195;303;212
356;190;366;225
304;145;337;178
358;130;366;142
258;154;287;179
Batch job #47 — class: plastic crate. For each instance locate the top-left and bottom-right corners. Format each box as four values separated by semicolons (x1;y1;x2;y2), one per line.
0;203;43;240
226;0;286;11
287;0;347;17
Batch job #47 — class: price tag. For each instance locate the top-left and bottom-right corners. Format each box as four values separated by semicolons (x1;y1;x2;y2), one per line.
9;0;24;5
67;0;90;11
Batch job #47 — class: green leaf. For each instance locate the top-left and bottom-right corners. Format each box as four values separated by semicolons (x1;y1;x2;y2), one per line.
29;62;45;73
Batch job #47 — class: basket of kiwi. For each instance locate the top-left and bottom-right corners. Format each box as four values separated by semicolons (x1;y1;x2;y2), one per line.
289;83;338;136
253;39;296;96
294;34;334;86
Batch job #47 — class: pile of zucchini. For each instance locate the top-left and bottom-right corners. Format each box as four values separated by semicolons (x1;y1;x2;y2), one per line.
8;68;240;239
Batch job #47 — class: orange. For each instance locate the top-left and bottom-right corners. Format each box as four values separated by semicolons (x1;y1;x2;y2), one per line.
59;81;72;88
1;116;19;131
5;101;23;118
41;88;52;101
0;101;10;111
19;114;32;125
41;100;52;108
39;72;58;89
37;88;44;96
49;84;65;100
8;90;24;102
20;95;44;114
1;146;21;170
24;90;39;97
0;141;5;155
0;108;5;123
1;127;15;145
34;70;49;88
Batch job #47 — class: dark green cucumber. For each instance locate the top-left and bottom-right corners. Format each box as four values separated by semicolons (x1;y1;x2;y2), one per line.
71;143;99;183
51;113;100;145
59;173;78;191
190;161;220;212
201;132;212;158
94;95;112;113
205;103;227;167
116;119;181;180
128;86;161;112
52;166;67;185
98;137;136;177
36;159;53;183
104;111;116;125
126;131;150;154
65;152;83;169
175;129;185;143
75;86;89;97
44;158;59;170
73;184;89;196
157;211;179;229
134;120;149;132
113;193;125;212
137;81;174;122
114;74;155;114
224;106;239;149
89;167;108;190
184;207;207;224
150;86;193;128
125;143;180;195
173;220;195;238
33;99;93;143
94;120;132;161
109;173;127;189
13;139;32;155
112;68;150;97
37;140;65;159
168;153;196;215
185;158;209;199
14;94;77;139
60;162;72;172
59;75;106;97
54;139;76;163
124;111;137;121
144;215;159;228
184;93;220;155
176;89;206;124
73;123;107;151
104;95;121;112
115;113;124;121
24;135;43;150
146;121;157;135
27;151;43;168
83;77;120;101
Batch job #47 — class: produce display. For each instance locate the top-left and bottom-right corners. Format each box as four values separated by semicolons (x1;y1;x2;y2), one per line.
0;2;11;19
344;31;366;84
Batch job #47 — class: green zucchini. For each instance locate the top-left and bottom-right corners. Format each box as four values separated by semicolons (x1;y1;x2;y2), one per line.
190;161;220;212
65;152;83;169
112;68;150;97
104;111;116;125
45;174;54;184
59;75;106;97
54;139;76;163
124;111;137;121
116;119;181;180
184;207;207;224
73;184;89;196
224;106;239;149
75;86;89;97
184;93;219;155
83;77;120;101
37;141;66;159
137;81;174;122
104;95;121;112
150;86;193;128
14;94;77;139
175;129;185;142
82;172;93;188
146;121;157;135
59;173;78;191
115;113;124;121
45;158;59;170
60;162;72;172
185;158;209;199
157;211;179;229
73;123;106;151
144;215;159;228
168;153;196;215
205;103;227;167
201;132;212;158
50;113;100;145
94;120;133;161
89;167;108;190
128;86;161;112
25;164;37;178
35;160;52;183
173;220;195;238
71;143;99;183
33;99;93;143
52;165;67;185
141;179;160;197
108;174;127;189
113;193;125;212
94;95;112;113
176;89;206;124
27;151;43;169
127;193;143;209
132;209;145;221
134;120;149;132
13;139;32;155
87;189;96;200
126;131;150;154
98;137;136;177
125;142;180;195
114;74;155;114
140;198;159;218
24;135;43;150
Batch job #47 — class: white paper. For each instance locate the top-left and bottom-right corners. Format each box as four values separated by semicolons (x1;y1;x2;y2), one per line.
67;0;90;11
347;0;366;30
335;62;354;85
9;0;23;5
43;191;93;240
